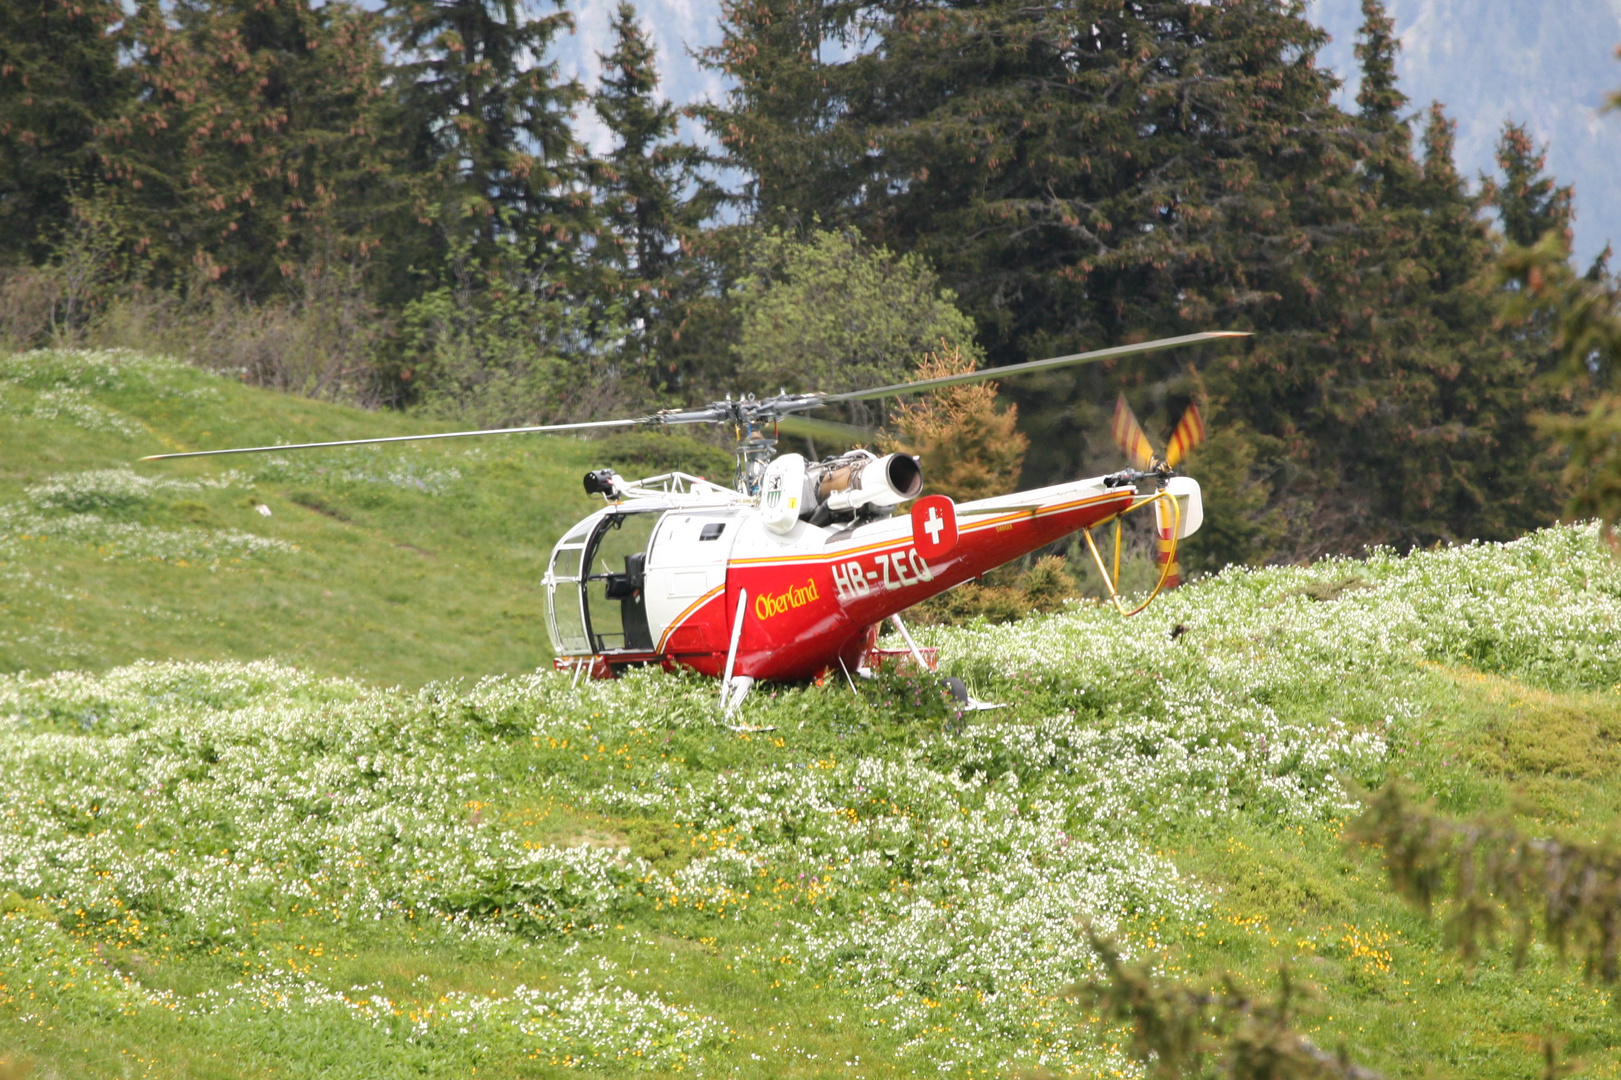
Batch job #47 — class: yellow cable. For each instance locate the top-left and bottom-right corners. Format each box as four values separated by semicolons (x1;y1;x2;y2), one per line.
1112;514;1123;589
1082;490;1182;618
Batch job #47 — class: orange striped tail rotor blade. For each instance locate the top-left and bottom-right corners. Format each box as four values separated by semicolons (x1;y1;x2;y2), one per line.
1111;395;1155;471
1163;402;1206;469
1154;499;1182;589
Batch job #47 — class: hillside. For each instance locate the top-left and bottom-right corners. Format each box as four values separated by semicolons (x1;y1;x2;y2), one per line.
0;349;728;687
4;364;1621;1078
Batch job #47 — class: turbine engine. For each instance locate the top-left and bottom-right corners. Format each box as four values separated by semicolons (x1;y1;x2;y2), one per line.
758;450;923;534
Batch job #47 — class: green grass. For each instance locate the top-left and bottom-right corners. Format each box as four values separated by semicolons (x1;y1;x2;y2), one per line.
0;348;733;686
6;350;1621;1078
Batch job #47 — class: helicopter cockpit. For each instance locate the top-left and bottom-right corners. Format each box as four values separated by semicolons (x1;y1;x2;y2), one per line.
546;506;665;656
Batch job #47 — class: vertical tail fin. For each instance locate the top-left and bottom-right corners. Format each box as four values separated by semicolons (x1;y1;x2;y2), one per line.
1153;497;1181;589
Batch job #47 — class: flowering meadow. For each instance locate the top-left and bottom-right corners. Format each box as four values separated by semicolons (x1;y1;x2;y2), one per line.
5;509;1621;1076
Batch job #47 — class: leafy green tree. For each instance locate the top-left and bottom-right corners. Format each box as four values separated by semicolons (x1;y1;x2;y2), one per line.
0;0;129;263
732;227;980;396
590;1;719;368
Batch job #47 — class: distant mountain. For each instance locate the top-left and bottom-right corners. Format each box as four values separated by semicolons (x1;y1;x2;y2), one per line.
551;0;1621;265
1309;0;1621;265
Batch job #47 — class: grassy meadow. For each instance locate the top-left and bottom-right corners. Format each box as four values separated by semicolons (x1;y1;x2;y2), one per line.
0;348;734;686
4;351;1621;1077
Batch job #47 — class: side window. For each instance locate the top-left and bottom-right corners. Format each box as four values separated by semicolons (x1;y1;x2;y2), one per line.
547;536;590;655
699;522;725;541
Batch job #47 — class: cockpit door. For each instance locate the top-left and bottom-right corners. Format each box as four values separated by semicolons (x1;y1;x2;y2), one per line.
581;509;662;653
644;509;742;651
544;517;595;655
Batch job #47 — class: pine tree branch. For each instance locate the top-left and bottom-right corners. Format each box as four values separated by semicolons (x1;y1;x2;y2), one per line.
1350;782;1621;987
1074;933;1386;1080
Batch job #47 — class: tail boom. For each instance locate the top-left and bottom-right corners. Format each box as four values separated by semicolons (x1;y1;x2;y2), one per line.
723;477;1137;681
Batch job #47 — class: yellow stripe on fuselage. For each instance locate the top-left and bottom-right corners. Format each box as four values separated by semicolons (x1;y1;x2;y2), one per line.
654;583;725;653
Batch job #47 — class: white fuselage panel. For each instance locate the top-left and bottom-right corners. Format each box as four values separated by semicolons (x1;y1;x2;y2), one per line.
644;509;745;643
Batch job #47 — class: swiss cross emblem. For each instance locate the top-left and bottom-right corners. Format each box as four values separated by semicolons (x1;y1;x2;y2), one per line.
911;494;957;558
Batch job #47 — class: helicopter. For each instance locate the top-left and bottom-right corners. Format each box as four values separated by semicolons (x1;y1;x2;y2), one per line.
142;330;1247;710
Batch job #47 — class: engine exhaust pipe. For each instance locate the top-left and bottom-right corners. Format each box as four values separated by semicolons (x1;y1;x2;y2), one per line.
821;453;923;512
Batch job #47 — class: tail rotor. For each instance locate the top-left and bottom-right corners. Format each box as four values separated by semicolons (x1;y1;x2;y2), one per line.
1109;396;1207;588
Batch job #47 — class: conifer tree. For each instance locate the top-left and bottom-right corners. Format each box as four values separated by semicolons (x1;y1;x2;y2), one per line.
1484;122;1575;248
1353;0;1405;125
101;0;402;294
591;1;717;365
708;0;1371;561
387;0;586;275
699;0;856;219
884;345;1027;503
1299;3;1559;549
0;0;129;262
705;0;1565;561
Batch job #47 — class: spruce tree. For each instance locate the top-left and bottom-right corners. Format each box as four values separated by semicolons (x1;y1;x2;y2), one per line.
0;0;129;262
1290;3;1558;548
591;1;717;366
1353;0;1405;125
387;0;586;274
707;0;1374;561
704;0;1562;560
1485;121;1575;248
101;0;402;294
699;0;858;219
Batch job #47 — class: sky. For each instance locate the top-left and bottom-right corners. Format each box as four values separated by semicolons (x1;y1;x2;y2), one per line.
551;0;1621;265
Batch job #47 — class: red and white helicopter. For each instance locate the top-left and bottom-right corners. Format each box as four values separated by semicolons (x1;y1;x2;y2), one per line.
142;331;1245;709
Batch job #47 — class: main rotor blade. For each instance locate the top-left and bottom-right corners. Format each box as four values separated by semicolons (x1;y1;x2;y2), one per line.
138;417;651;461
1111;395;1156;471
1163;401;1207;468
821;331;1249;404
776;413;877;445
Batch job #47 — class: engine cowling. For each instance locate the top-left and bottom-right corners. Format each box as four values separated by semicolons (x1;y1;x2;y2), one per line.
758;450;924;532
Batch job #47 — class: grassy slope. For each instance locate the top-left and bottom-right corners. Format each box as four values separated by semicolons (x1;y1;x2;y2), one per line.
0;349;618;686
4;352;1621;1078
